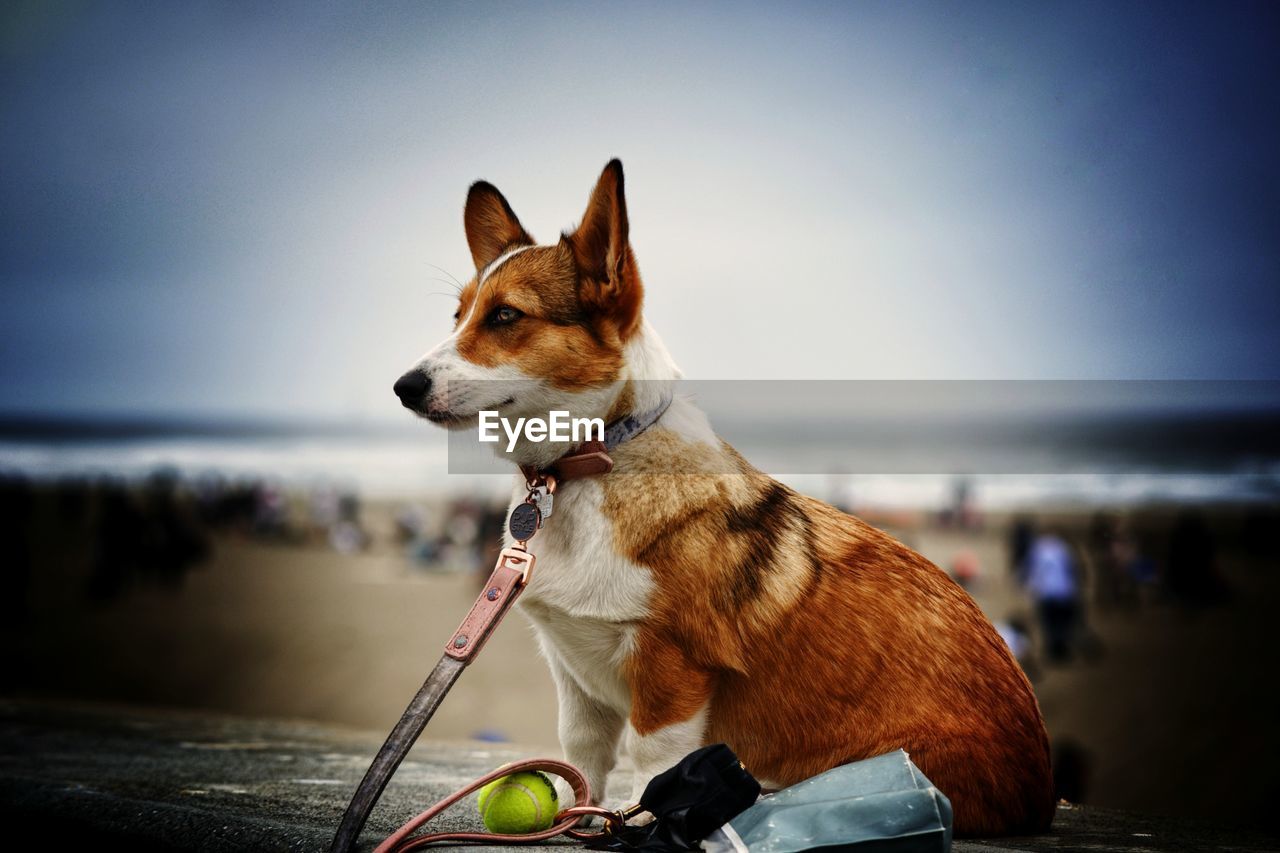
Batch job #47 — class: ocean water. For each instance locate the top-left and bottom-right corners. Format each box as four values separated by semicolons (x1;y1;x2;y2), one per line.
2;407;1278;509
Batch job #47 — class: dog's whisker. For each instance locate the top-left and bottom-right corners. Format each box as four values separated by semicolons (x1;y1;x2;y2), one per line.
426;263;466;292
427;279;464;296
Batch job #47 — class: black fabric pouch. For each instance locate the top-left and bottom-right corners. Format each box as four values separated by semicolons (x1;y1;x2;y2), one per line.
588;743;761;852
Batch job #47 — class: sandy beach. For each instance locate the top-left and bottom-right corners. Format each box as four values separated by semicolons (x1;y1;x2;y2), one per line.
8;497;1278;828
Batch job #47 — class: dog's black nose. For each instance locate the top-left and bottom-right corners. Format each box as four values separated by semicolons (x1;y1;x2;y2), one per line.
393;370;431;407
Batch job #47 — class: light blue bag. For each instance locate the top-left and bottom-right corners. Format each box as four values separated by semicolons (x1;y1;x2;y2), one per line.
702;750;953;852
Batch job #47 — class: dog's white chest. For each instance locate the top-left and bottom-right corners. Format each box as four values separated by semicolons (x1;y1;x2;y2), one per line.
509;478;653;711
509;478;652;620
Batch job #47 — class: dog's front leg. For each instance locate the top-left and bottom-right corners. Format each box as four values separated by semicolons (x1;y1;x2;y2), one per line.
623;637;713;803
548;652;625;806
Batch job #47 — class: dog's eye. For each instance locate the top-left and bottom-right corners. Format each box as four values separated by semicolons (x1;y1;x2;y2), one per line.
487;306;522;326
452;310;461;322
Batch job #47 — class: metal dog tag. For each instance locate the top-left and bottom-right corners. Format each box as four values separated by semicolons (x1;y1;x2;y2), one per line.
534;488;554;521
508;502;540;543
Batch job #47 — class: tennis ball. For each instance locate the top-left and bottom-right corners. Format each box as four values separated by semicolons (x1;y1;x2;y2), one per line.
476;770;559;833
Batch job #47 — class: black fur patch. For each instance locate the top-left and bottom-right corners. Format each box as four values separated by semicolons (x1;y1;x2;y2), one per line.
723;482;820;605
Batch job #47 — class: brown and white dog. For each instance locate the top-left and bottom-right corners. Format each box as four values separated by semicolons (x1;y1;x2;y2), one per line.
393;160;1055;836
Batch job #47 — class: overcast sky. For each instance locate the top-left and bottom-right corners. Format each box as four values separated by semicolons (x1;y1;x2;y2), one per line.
2;1;1278;422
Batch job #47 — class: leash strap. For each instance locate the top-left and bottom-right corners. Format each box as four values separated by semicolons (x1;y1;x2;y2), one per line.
330;549;536;853
373;759;596;852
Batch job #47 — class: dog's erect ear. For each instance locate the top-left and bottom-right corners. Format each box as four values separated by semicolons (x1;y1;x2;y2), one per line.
464;181;534;272
564;159;643;338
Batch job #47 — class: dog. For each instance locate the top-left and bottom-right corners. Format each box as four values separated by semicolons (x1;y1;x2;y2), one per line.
394;160;1055;836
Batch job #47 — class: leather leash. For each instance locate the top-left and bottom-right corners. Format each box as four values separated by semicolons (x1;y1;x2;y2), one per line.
373;759;605;853
330;547;534;852
331;396;672;852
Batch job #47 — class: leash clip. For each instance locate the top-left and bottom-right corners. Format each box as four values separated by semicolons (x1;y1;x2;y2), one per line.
557;804;640;840
498;546;535;586
524;471;557;494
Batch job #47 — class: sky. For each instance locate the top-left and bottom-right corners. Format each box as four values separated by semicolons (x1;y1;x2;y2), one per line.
2;1;1278;422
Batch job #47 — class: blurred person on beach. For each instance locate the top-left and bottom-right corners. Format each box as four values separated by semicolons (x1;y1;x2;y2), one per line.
1009;516;1034;583
253;481;293;541
1088;512;1128;610
939;476;979;529
308;484;340;543
1113;520;1159;607
1024;527;1082;664
1165;510;1228;609
394;502;424;545
328;491;368;554
442;498;480;569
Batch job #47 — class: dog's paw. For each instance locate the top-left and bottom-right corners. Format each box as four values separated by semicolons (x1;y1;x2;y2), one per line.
553;777;578;812
552;777;610;827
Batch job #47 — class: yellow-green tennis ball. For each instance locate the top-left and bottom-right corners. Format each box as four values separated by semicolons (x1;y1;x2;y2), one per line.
476;770;559;833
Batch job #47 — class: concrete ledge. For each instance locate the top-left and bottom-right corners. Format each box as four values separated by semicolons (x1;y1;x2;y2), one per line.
0;700;1274;852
